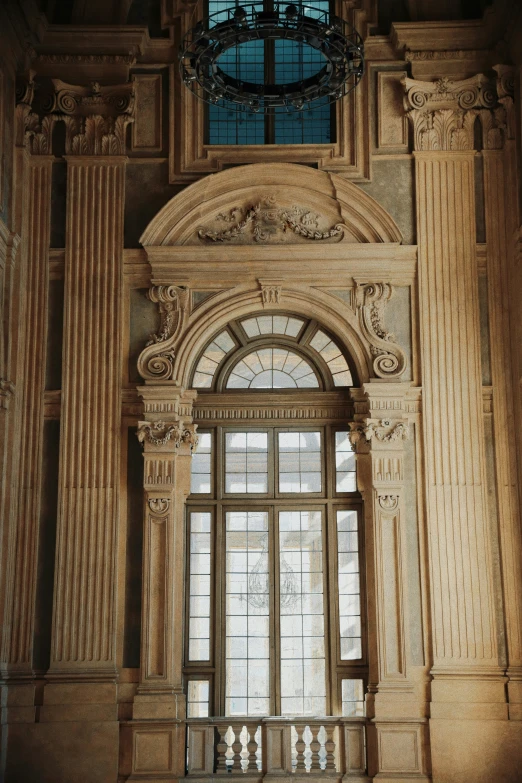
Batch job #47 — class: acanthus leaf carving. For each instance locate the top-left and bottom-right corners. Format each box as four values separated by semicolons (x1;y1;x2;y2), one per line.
137;285;189;381
148;497;170;516
403;74;496;152
355;283;407;378
197;195;345;244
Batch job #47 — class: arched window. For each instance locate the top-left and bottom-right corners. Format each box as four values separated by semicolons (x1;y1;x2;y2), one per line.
185;313;366;726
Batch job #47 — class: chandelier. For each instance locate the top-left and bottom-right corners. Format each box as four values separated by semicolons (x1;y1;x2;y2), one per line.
179;2;364;113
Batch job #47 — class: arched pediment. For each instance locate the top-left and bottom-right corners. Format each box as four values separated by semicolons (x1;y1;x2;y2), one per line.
140;163;403;246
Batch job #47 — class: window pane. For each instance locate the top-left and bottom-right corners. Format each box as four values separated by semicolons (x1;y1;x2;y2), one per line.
279;510;326;716
335;431;356;492
226;511;270;716
225;349;319;389
309;330;352;386
193;330;235;387
188;512;212;661
337;510;362;661
225;432;268;494
278;432;322;493
191;433;212;494
187;680;210;718
341;678;365;717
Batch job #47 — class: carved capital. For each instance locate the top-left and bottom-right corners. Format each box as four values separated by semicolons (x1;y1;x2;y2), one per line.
137;286;189;381
403;74;496;151
137;420;199;450
355;283;407;378
349;418;409;451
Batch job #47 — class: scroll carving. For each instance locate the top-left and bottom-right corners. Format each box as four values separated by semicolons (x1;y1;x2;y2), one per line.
148;498;170;515
16;78;135;156
137;420;199;450
197;195;345;244
137;286;189;380
403;74;496;151
355;283;407;378
378;495;400;512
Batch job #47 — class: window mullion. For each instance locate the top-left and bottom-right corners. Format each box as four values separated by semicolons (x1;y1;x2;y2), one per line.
271;504;281;715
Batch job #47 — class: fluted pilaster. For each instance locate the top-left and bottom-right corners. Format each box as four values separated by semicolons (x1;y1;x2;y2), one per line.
50;157;126;673
2;156;53;672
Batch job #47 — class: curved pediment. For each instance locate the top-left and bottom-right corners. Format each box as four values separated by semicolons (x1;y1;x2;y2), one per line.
140;163;403;246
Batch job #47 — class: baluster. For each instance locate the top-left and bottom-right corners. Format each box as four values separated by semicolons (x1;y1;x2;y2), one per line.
216;725;229;773
295;725;307;772
324;725;336;772
232;725;243;773
310;725;321;771
246;723;259;772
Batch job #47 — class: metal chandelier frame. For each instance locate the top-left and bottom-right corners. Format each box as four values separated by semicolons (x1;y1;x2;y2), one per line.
179;2;364;113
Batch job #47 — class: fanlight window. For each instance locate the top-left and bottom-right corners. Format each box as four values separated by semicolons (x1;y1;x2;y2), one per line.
227;348;319;389
191;313;354;390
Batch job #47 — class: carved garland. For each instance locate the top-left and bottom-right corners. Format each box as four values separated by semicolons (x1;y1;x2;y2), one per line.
355;283;407;379
137;420;199;450
137;286;190;381
197;196;345;243
349;419;409;448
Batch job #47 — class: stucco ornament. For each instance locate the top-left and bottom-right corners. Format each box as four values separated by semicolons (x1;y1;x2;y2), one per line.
355;282;407;378
137;285;190;380
148;498;170;515
197;194;345;244
349;419;409;449
137;420;199;449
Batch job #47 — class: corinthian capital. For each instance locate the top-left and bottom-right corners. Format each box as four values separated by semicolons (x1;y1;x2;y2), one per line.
402;74;496;151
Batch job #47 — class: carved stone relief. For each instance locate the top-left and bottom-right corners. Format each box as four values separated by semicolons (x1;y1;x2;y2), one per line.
355;283;407;379
197;194;345;244
137;420;198;450
349;418;409;450
137;285;190;381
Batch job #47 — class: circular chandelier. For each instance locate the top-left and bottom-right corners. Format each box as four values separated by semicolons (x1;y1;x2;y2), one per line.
179;2;364;113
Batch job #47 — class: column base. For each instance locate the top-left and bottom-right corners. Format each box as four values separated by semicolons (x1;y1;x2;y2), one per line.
367;719;430;782
121;720;186;782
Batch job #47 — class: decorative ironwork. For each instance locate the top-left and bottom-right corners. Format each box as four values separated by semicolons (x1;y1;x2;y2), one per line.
179;2;364;113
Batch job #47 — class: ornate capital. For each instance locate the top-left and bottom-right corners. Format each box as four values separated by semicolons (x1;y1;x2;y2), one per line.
355;282;407;379
349;418;409;451
137;285;189;381
137;420;198;450
403;74;496;151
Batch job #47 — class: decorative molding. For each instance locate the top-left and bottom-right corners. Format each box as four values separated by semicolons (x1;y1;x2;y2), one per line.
405;50;488;62
36;54;135;65
349;418;409;448
403;74;496;151
194;405;353;422
138;286;189;381
260;284;282;306
137;420;198;449
355;283;407;378
148;498;170;515
197;195;345;244
378;494;400;512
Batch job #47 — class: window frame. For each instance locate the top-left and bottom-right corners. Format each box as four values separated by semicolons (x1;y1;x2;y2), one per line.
184;422;366;718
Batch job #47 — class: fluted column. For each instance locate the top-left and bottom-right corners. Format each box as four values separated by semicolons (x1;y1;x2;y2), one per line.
350;383;429;783
122;385;197;781
404;74;508;780
50;156;126;674
480;67;522;713
2;154;53;674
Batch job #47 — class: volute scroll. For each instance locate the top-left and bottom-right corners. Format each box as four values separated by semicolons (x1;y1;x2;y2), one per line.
355;282;407;379
137;285;190;381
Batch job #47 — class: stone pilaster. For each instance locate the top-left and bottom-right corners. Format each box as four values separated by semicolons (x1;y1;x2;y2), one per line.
122;385;197;781
1;153;53;676
480;66;522;716
49;81;134;678
350;383;429;783
404;74;508;779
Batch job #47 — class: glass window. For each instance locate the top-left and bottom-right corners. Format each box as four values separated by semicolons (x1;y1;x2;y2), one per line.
226;348;319;389
193;330;235;388
188;512;212;661
191;432;212;494
241;315;304;338
278;431;322;493
335;431;356;492
187;680;210;717
341;679;365;717
279;510;326;716
309;330;352;386
337;510;362;660
226;511;271;716
225;432;269;493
